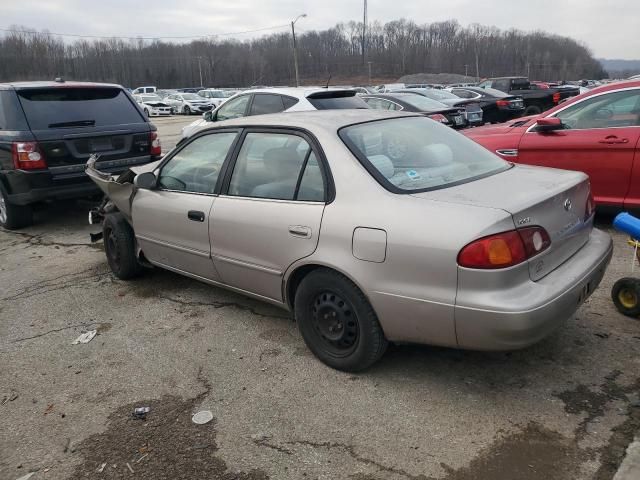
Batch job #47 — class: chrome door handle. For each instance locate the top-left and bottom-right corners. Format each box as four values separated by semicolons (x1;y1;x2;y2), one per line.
599;137;629;144
288;225;311;238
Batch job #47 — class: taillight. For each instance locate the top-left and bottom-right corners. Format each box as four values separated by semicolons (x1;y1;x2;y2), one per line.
149;131;161;156
552;92;561;104
428;114;448;123
496;100;510;108
585;191;595;220
12;142;47;170
458;227;550;269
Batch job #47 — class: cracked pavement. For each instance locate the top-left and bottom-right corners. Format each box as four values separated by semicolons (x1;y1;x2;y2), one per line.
1;118;640;480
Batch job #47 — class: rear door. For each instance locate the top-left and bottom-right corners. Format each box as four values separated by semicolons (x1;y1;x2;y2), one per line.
518;88;640;207
132;130;239;280
248;93;286;116
16;87;152;175
211;129;327;301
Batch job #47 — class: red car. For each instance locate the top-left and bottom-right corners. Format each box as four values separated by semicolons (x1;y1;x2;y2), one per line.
464;80;640;209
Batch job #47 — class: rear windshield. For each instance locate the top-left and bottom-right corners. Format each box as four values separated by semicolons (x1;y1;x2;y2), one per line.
420;89;459;101
339;116;509;193
17;87;144;129
307;92;368;110
397;95;447;111
482;87;509;98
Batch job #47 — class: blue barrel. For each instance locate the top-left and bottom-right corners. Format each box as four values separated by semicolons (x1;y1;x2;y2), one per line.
613;212;640;239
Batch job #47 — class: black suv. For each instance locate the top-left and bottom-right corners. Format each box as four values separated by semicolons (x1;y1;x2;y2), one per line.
0;81;161;229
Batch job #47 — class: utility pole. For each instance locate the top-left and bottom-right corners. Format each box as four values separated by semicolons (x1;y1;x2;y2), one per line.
362;0;367;65
291;14;307;87
475;51;480;83
198;57;203;88
464;64;468;78
368;61;372;85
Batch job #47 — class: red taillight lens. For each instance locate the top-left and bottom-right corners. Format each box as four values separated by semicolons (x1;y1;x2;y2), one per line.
552;92;561;104
585;191;595;220
496;100;510;107
458;227;551;269
12;142;47;170
149;131;161;156
428;113;448;123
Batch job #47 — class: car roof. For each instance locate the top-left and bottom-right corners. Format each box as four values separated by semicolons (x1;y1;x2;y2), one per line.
236;87;356;99
200;109;419;134
0;80;123;90
581;79;640;95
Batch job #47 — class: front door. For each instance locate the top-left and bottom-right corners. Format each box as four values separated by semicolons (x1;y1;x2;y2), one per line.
518;88;640;207
211;130;327;301
132;130;239;280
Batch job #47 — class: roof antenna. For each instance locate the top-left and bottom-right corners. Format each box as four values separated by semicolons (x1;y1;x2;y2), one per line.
325;74;332;89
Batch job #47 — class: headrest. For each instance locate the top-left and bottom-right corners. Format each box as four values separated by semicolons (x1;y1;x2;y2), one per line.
368;154;395;179
421;143;453;166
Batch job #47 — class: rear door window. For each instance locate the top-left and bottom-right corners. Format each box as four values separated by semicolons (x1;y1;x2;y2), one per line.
249;94;286;115
0;91;28;130
17;87;145;129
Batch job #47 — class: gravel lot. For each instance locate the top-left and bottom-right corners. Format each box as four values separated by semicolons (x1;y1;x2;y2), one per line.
1;116;639;480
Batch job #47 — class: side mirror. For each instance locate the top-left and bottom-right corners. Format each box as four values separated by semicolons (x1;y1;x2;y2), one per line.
533;117;564;132
203;110;215;122
134;171;157;190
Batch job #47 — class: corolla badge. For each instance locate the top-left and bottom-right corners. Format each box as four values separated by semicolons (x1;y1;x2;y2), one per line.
564;199;572;211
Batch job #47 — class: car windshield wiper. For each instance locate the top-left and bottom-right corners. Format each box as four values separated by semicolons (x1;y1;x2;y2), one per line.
48;120;96;128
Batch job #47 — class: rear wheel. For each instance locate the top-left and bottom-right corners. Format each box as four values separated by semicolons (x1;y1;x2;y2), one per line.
523;105;542;116
183;105;191;115
143;108;149;117
294;269;388;371
103;213;142;280
0;185;33;230
612;278;640;318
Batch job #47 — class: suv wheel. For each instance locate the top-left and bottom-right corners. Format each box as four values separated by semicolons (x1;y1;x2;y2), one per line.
103;213;143;280
523;105;542;116
294;268;388;371
183;105;191;115
0;185;33;230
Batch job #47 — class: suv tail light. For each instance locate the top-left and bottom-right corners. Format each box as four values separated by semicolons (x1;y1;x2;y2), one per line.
12;142;47;170
428;113;448;123
458;227;551;269
552;92;561;104
149;131;161;157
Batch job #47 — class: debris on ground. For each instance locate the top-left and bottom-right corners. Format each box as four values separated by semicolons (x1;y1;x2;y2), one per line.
96;463;107;473
15;473;35;480
126;462;134;473
132;406;150;419
191;410;213;425
72;330;97;345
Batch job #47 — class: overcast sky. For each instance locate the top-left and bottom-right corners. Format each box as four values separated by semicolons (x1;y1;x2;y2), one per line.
2;0;637;59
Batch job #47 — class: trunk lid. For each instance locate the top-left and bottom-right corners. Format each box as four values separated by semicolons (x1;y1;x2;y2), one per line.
412;164;593;280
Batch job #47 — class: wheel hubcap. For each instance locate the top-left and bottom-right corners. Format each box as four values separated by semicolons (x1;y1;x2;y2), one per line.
0;194;7;224
311;292;358;353
619;288;637;309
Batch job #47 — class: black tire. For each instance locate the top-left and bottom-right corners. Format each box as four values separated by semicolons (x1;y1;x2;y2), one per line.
611;277;640;318
0;184;33;230
102;213;142;280
183;105;191;115
143;108;149;117
294;268;388;371
523;105;542;116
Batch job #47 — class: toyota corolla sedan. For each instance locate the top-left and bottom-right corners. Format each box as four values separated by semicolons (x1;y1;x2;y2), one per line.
86;110;612;371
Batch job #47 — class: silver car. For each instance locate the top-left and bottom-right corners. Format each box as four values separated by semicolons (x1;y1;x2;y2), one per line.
86;110;612;371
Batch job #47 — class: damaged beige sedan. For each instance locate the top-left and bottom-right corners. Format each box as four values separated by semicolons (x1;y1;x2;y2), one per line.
87;110;612;371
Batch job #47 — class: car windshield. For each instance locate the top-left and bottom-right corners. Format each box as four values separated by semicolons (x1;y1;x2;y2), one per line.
421;89;458;101
340;116;509;193
395;95;447;111
482;88;509;98
182;93;201;100
204;90;225;98
141;95;162;102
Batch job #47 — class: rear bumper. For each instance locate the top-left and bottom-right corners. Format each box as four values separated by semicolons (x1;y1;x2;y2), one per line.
454;228;613;350
2;155;153;205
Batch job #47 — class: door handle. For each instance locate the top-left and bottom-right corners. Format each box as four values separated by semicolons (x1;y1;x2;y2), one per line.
598;136;629;144
188;210;205;222
288;225;311;238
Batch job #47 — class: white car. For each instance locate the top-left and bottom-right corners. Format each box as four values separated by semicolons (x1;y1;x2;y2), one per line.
181;87;368;138
131;86;157;95
133;94;172;116
163;93;215;115
197;89;227;107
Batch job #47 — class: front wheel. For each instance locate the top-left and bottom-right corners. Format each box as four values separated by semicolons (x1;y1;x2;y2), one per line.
103;213;142;280
183;105;191;115
612;277;640;318
143;108;149;117
295;269;388;371
523;105;542;116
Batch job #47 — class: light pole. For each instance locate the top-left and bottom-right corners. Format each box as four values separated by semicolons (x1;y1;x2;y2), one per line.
291;14;306;87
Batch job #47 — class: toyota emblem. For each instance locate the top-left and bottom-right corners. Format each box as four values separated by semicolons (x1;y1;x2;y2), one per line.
564;199;572;211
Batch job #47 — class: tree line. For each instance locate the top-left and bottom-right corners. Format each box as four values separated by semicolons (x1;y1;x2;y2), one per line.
0;19;607;88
